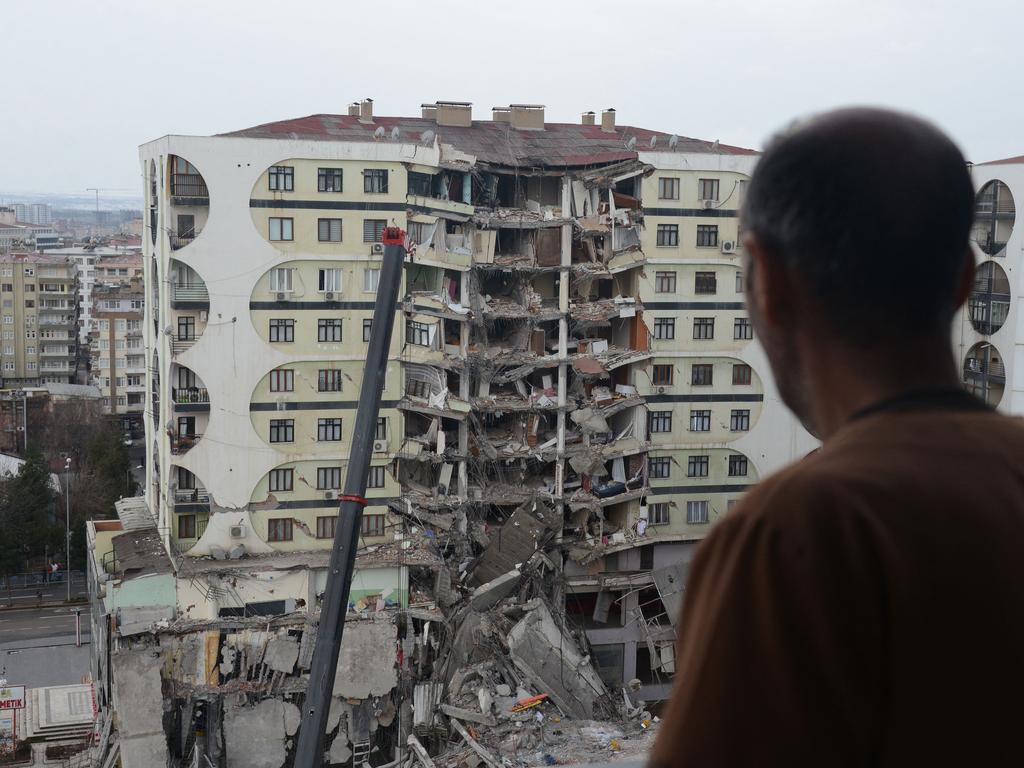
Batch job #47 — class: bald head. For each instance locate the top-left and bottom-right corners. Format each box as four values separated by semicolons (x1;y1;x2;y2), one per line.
742;108;975;346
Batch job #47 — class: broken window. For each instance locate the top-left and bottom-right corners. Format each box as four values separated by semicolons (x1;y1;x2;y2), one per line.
729;454;749;477
408;172;432;197
654;271;677;293
693;317;714;340
317;418;342;442
658;177;680;200
691;364;713;386
268;468;293;492
652;364;674;386
317;467;341;489
363;169;389;193
590;644;625;688
316;515;336;538
269;419;294;443
734;317;753;340
696;225;719;247
653;318;675;340
656;224;679;247
730;409;751;432
689;409;711;432
698;178;720;202
269;368;293;392
649;410;672;434
318;167;343;192
406;320;433;347
687;500;710;524
649;457;672;479
695;271;717;295
687;455;710;478
268;165;294;191
267;518;293;541
732;363;752;385
649;503;670;525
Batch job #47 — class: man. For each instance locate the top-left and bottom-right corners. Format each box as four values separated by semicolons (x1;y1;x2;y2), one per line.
650;109;1024;765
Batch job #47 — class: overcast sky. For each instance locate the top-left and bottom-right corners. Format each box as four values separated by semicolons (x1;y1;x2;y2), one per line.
2;0;1021;197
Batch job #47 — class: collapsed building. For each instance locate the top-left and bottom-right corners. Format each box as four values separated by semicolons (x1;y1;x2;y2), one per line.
88;100;811;766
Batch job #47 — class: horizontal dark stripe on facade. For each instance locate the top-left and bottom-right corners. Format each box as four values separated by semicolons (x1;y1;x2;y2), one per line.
173;503;210;514
643;207;739;218
250;399;401;412
648;483;752;495
250;199;408;212
174;403;210;413
249;301;396;311
643;301;745;310
271;498;394;510
171;301;210;311
645;393;764;403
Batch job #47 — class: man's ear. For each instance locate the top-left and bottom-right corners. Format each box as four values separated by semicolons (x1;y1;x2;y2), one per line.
744;233;795;331
951;249;976;311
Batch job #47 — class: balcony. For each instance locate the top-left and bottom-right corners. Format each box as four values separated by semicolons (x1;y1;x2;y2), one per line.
173;283;209;304
171;173;209;205
174;484;210;514
170;232;201;251
40;346;74;357
171;433;202;455
964;356;1005;382
172;387;209;413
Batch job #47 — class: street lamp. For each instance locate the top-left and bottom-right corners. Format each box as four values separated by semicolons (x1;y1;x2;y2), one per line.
64;457;71;602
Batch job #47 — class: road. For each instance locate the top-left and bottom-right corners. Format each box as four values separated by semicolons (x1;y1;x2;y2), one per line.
0;604;92;689
0;604;90;644
0;578;87;607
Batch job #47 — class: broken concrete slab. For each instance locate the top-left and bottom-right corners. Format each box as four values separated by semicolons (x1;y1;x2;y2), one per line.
441;703;496;727
332;620;398;698
111;650;168;768
283;701;300;737
328;734;352;764
469;569;521;612
263;636;299;674
223;698;286;768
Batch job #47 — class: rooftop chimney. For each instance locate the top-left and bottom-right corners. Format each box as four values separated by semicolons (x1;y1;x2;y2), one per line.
510;104;545;131
434;101;473;127
582;111;596;126
601;108;616;133
492;107;511;123
359;98;374;123
421;103;438;120
347;102;360;117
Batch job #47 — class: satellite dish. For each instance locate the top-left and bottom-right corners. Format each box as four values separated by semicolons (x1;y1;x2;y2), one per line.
668;135;679;149
374;126;386;139
625;136;637;151
421;129;435;145
649;136;657;148
391;126;400;141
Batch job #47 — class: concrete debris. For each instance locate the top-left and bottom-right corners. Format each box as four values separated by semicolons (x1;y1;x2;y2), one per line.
223;698;286;768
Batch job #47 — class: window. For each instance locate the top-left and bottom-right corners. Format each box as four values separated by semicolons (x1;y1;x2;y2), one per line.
687;500;710;524
270;268;293;293
318;219;343;242
656;224;679;247
318;318;342;342
268;165;294;191
695;271;717;295
4;346;14;356
363;318;373;342
691;364;714;386
3;316;12;325
734;317;753;340
649;503;670;526
269;319;294;342
363;219;386;243
649;457;671;479
26;361;36;371
115;319;126;332
408;221;428;244
1;284;10;292
318;369;343;392
361;514;385;537
649;411;673;434
22;268;33;277
269;419;294;443
318;167;343;192
687;455;710;478
407;320;432;347
731;409;751;432
177;214;195;238
363;268;380;293
693;317;715;340
178;515;196;539
367;466;386;488
363;169;389;193
318;268;343;293
269;217;294;241
735;271;745;293
375;417;387;441
653;318;675;340
318;418;342;441
690;409;711;432
269;468;293;492
652;364;674;386
729;454;749;477
267;518;293;541
698;178;720;201
316;516;337;539
269;369;294;392
732;364;752;385
696;225;719;247
178;316;195;340
658;177;680;200
317;467;342;490
654;271;676;293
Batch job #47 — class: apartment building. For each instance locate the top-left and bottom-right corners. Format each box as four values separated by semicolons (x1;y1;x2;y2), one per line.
12;203;53;226
45;246;143;341
0;253;77;388
139;100;812;703
89;278;145;429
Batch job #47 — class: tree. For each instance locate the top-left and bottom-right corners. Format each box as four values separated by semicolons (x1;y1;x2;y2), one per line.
0;449;60;575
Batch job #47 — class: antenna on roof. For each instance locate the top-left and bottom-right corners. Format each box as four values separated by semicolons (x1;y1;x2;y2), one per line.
373;126;386;140
421;129;435;146
391;126;400;141
649;136;657;149
668;134;679;149
625;136;637;151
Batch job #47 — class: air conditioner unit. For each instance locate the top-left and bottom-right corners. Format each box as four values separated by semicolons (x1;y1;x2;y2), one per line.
721;240;738;254
324;490;336;500
372;439;388;453
702;199;715;209
370;243;385;256
276;292;287;301
229;525;245;539
657;386;666;394
324;292;335;301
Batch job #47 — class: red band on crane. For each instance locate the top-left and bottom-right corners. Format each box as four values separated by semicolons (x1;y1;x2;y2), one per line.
337;494;368;506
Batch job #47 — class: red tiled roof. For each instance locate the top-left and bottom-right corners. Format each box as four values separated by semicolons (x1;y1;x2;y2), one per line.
220;113;757;167
979;154;1024;166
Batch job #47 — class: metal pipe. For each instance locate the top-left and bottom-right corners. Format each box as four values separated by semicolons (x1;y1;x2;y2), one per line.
294;233;404;767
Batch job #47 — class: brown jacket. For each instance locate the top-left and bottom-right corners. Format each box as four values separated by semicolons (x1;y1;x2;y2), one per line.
650;401;1024;766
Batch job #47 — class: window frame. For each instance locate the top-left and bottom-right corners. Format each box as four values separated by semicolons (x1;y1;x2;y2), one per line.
268;165;294;192
317;167;343;193
694;271;717;295
318;268;343;292
734;317;753;340
653;317;676;341
363;219;387;243
648;456;672;479
657;177;680;200
317;466;342;490
691;363;714;386
696;224;719;248
269;368;294;392
318;369;343;392
698;178;720;202
686;500;710;524
649;503;670;526
693;317;715;340
268;468;294;492
730;408;751;432
649;410;673;434
268;217;294;242
728;454;749;477
654;271;677;294
269;318;295;343
363;169;389;194
317;417;343;442
317;218;343;243
316;515;337;539
689;409;712;432
269;419;294;443
267;518;294;542
687;454;710;478
318;318;343;342
656;223;679;247
732;363;752;385
652;364;674;386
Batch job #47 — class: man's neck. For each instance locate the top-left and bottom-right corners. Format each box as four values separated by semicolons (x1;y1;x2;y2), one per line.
804;337;962;441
